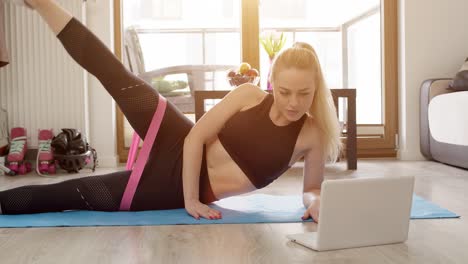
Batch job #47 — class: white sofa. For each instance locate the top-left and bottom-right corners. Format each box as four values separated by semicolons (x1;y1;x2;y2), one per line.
420;78;468;169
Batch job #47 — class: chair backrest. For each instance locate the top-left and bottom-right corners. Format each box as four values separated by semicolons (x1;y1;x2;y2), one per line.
123;26;146;75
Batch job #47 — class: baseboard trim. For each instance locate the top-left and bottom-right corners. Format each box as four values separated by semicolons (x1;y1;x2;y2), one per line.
25;149;119;168
97;155;119;168
397;149;426;161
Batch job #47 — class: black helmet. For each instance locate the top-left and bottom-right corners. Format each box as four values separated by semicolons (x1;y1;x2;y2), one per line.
51;129;98;173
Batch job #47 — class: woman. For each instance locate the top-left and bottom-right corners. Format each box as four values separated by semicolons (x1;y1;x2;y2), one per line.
0;0;341;222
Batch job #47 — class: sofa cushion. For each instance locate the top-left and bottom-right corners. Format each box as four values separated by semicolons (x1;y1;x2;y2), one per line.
428;91;468;146
450;58;468;91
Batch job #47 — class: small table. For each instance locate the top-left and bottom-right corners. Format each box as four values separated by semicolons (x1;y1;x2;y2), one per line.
194;89;357;170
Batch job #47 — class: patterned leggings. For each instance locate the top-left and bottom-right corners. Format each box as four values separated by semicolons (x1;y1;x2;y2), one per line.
0;18;211;215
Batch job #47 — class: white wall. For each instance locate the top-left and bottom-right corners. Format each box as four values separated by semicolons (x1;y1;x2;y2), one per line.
86;0;118;167
398;0;468;160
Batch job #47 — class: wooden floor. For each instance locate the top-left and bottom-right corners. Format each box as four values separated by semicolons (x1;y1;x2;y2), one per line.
0;159;467;264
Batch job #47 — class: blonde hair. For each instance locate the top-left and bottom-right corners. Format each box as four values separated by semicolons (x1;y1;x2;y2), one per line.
270;42;342;162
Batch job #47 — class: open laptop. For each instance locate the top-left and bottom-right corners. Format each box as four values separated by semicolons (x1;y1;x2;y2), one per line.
287;175;415;251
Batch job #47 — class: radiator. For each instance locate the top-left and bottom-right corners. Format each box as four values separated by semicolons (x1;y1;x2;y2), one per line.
0;1;87;148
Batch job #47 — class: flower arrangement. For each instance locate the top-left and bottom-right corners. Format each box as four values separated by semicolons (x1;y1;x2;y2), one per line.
259;30;287;60
260;30;286;90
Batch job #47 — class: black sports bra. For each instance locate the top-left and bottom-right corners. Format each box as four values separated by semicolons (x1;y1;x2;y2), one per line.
218;93;306;188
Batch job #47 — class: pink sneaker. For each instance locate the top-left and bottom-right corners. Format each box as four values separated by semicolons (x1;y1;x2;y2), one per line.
36;129;56;176
6;127;32;175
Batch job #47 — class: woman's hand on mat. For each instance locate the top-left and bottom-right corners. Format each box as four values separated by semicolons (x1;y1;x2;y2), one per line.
185;199;222;220
302;200;320;223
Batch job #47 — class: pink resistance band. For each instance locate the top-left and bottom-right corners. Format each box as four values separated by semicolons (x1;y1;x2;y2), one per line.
120;95;167;211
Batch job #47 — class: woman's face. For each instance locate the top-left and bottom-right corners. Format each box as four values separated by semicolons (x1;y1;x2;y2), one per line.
272;67;316;122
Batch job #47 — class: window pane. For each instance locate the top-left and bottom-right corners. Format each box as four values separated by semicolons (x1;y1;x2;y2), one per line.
259;0;382;126
260;0;380;27
124;0;240;28
138;33;203;71
260;0;307;26
348;13;382;124
123;0;241;71
205;33;241;65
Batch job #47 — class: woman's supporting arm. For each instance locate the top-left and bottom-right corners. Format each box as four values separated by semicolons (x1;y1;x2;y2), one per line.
301;119;325;222
182;84;256;219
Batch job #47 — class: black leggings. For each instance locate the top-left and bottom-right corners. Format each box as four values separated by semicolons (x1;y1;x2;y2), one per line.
0;18;213;215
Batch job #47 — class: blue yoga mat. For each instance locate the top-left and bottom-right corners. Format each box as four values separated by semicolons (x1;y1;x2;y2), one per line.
0;194;459;228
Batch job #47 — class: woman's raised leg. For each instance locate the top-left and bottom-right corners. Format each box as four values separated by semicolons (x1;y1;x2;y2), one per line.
25;0;160;138
25;0;72;35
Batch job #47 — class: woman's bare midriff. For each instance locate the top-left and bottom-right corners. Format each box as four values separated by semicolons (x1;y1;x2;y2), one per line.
205;137;256;199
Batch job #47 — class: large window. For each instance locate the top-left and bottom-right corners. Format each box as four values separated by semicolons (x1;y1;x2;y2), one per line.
122;0;242;70
120;0;242;148
115;0;398;161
